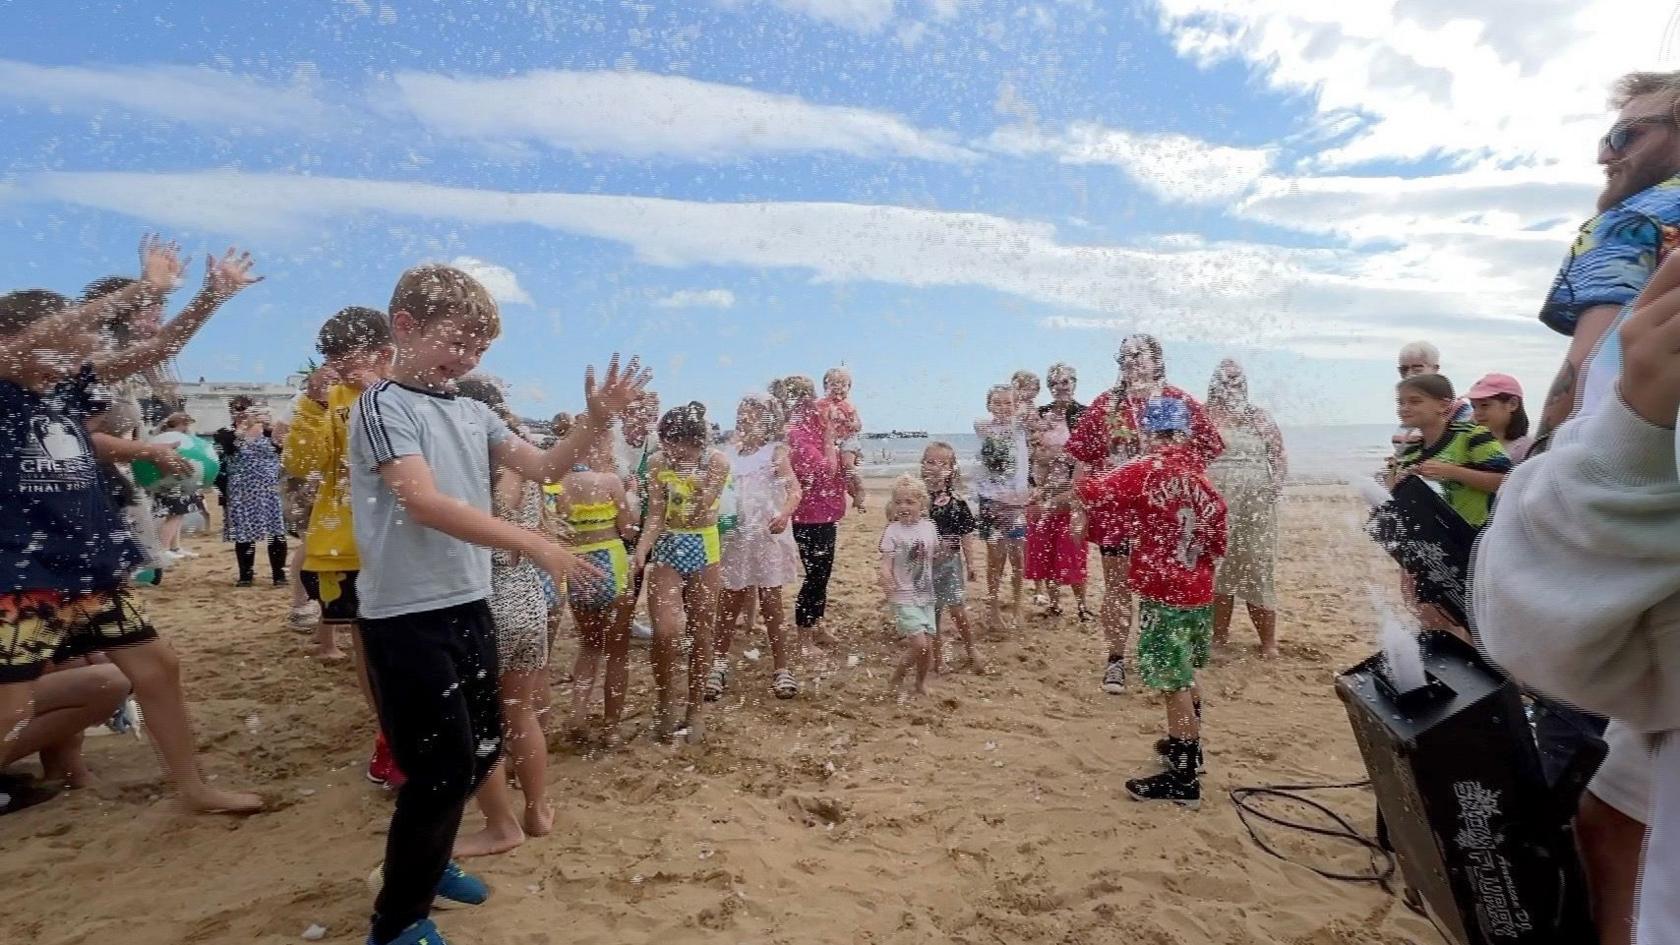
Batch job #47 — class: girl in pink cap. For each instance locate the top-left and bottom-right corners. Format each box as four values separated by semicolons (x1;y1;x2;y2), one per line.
1467;373;1533;464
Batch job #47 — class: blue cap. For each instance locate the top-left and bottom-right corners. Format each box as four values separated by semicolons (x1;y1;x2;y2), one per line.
1141;396;1190;434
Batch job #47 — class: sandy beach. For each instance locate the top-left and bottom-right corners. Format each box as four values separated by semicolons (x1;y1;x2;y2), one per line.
0;482;1435;945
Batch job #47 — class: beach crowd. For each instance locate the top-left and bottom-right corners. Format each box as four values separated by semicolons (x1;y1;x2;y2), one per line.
5;67;1680;945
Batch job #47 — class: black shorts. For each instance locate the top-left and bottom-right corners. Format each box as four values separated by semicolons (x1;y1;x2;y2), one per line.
1099;543;1131;558
300;570;361;623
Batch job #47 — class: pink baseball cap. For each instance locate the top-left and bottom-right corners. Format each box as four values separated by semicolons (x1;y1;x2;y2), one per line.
1466;373;1523;400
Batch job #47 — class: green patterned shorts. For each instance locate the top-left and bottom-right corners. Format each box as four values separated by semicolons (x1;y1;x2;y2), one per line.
1137;599;1213;693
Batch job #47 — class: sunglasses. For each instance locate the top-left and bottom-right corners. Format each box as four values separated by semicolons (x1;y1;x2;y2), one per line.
1601;116;1678;155
1049;377;1076;387
1398;362;1433;377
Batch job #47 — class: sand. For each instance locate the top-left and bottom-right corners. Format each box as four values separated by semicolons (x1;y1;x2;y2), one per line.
0;483;1438;945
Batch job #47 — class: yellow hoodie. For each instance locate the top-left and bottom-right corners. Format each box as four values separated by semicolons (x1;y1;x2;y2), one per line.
283;384;363;573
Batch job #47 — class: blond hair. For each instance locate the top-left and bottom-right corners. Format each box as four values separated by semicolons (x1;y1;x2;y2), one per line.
1011;369;1040;389
389;264;500;337
823;365;852;387
888;472;930;520
1613;71;1680;112
922;440;967;497
771;374;817;411
987;383;1016;406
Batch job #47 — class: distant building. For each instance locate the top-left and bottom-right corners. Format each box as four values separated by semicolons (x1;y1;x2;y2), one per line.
173;378;304;429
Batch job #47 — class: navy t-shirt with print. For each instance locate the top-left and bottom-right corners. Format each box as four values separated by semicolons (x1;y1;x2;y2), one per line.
1;365;144;594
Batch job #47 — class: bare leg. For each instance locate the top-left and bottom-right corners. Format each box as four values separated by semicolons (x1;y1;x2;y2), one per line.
1007;539;1025;618
0;667;129;777
158;516;185;553
502;670;553;837
1578;791;1644;945
1099;553;1134;658
646;565;685;740
681;565;721;743
717;588;749;662
456;759;524;858
567;606;606;734
313;619;347;662
1212;594;1235;649
602;596;631;742
891;635;931;698
986;539;1005;629
104;638;262;813
1249;603;1279;658
1167;686;1200;741
287;544;308;609
913;634;933;693
760;588;790;674
1071;582;1088;619
946;603;983;672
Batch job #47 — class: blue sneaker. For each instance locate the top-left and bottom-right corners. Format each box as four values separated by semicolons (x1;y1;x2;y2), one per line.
368;918;450;945
434;861;489;909
367;860;490;911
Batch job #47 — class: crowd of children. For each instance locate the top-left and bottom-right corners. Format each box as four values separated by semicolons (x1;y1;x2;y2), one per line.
1;234;1544;945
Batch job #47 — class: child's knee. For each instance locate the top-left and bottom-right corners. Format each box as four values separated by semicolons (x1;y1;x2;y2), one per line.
123;642;182;692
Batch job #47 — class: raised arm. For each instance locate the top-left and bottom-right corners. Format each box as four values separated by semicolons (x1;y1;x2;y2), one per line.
492;356;650;485
1;235;181;365
95;248;262;382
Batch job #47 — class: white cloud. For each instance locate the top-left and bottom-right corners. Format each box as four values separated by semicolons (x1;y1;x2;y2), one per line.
986;121;1274;203
388;69;974;163
449;256;533;306
654;289;737;309
0;59;326;131
10;169;1553;363
1151;0;1670;172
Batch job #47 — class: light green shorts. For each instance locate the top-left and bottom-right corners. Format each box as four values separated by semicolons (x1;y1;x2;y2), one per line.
894;603;937;638
1137;599;1214;693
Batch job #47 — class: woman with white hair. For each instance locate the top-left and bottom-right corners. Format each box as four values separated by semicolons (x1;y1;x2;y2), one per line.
1205;359;1287;658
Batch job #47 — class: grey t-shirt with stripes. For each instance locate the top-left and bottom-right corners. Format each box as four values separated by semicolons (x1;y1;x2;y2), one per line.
348;380;510;620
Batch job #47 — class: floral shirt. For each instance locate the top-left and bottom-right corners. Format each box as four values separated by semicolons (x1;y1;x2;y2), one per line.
1541;174;1680;427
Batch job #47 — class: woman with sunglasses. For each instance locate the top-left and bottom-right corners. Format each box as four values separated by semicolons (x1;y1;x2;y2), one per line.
1066;334;1222;695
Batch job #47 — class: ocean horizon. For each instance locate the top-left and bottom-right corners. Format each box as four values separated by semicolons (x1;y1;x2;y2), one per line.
856;424;1394;486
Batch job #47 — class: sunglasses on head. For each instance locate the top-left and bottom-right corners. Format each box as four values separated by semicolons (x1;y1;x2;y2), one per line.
1602;115;1678;155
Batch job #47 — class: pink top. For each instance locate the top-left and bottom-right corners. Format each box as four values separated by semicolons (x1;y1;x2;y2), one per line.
815;396;862;440
787;407;848;525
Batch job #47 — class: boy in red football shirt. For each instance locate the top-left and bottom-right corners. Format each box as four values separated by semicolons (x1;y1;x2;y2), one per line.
1079;396;1226;807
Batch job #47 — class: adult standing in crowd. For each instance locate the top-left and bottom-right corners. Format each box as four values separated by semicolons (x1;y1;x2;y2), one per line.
1390;341;1471;457
1205;359;1286;659
776;375;846;650
1475;248;1680;945
1067;334;1222;694
1483;69;1680;945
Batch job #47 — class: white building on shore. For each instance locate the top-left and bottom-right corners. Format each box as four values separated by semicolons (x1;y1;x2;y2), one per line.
172;377;304;427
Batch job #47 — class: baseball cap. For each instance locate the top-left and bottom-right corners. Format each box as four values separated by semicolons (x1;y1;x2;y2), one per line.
1141;396;1191;434
1465;373;1522;400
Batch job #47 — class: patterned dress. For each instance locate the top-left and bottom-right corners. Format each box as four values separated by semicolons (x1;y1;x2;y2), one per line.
221;435;287;543
1208;424;1279;608
490;480;549;673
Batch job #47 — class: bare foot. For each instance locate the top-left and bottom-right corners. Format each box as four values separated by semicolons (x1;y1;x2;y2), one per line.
811;627;840;647
523;803;554;837
681;709;707;746
312;647;348;663
651;710;680;743
1259;645;1281;660
967;657;988;675
179;785;264;815
454;821;524;858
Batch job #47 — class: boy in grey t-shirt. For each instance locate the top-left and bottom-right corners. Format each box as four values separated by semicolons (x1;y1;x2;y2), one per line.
348;264;647;945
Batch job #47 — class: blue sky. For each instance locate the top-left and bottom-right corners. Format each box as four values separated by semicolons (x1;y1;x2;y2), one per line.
2;0;1672;429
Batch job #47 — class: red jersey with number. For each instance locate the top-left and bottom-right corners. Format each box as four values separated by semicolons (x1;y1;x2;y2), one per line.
1078;444;1227;607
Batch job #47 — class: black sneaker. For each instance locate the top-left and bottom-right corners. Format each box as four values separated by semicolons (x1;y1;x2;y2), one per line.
1154;737;1207;774
1101;656;1126;695
1126;768;1201;808
235;577;254;588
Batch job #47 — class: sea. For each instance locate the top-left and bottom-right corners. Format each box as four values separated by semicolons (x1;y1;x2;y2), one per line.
856;424;1396;486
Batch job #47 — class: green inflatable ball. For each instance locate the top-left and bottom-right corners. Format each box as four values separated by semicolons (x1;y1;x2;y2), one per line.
132;432;221;491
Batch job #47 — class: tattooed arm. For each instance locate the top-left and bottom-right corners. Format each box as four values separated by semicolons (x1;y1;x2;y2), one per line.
1530;303;1620;455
